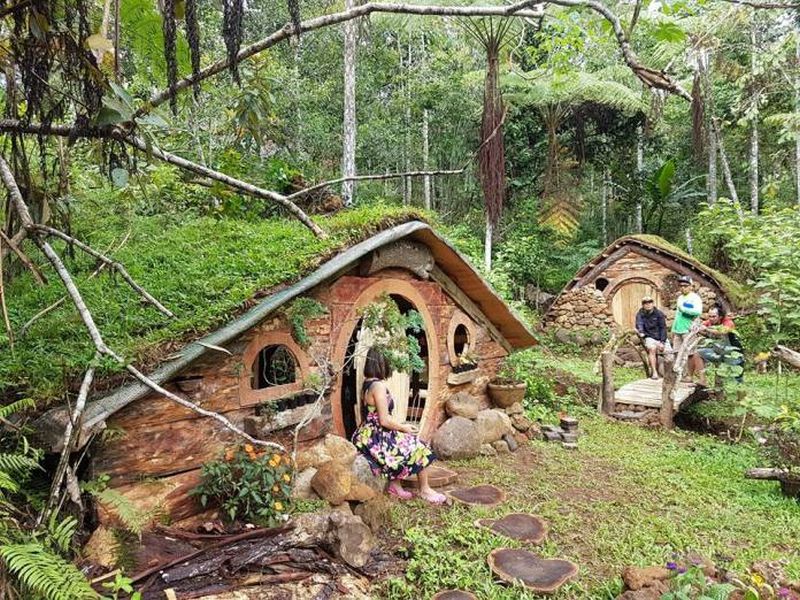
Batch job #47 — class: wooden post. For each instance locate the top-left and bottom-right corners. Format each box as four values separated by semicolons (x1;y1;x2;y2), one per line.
659;352;676;429
600;351;615;414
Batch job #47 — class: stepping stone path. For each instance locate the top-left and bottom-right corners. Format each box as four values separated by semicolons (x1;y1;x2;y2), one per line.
434;481;578;597
487;548;579;593
447;484;505;507
431;591;478;600
475;513;548;544
400;465;457;490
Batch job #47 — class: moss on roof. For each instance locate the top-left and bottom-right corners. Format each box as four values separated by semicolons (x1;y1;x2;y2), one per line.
626;234;754;308
1;204;432;402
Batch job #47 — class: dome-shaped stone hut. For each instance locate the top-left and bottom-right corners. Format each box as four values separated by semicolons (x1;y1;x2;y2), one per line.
545;235;746;332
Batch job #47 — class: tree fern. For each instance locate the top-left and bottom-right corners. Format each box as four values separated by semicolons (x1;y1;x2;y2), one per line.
92;488;160;536
0;543;98;599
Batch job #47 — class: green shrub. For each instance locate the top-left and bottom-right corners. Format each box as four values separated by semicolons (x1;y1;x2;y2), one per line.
192;445;293;525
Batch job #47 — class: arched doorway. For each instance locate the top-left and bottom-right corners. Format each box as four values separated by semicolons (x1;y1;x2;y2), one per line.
332;279;440;441
610;279;661;330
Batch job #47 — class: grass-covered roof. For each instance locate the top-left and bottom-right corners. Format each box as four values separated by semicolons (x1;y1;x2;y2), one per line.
1;204;432;403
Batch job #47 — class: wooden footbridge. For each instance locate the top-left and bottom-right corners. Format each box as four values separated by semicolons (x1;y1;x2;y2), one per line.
597;330;702;427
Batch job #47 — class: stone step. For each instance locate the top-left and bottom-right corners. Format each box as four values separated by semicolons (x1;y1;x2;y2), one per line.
401;465;458;489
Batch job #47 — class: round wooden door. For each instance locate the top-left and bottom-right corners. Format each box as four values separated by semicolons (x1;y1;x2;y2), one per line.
610;281;661;330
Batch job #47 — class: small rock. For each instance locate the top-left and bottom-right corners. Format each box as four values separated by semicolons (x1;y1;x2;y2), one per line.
514;433;528;447
562;442;578;450
296;441;332;471
492;440;511;454
298;416;329;442
543;430;562;442
353;495;393;533
82;525;118;568
505;402;524;416
590;332;605;346
311;460;353;505
617;586;666;600
432;416;481;460
292;467;319;500
562;432;579;444
329;512;375;568
572;333;588;347
502;433;518;452
346;482;377;503
511;413;533;432
480;443;497;456
475;409;514;444
554;329;572;345
542;424;564;434
445;392;482;419
622;566;670;591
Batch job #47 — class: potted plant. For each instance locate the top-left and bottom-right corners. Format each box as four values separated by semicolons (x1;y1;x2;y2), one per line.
487;358;527;409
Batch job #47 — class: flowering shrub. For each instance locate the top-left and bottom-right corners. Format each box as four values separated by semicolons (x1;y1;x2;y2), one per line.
191;444;293;525
662;559;800;600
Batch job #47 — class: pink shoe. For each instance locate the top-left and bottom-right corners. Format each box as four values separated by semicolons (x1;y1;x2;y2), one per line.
388;484;413;501
419;490;447;505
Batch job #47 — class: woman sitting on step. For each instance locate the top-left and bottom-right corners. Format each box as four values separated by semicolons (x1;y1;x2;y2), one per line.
352;347;447;504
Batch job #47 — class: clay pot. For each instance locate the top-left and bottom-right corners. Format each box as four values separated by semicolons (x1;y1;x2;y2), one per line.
487;382;527;409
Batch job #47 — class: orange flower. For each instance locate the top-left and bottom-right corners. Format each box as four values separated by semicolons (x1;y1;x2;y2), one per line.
272;454;282;465
224;449;235;462
245;444;255;454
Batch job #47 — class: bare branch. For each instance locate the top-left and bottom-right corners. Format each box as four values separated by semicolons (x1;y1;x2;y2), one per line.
0;228;46;284
39;354;97;525
0;236;14;352
36;224;174;318
718;0;800;8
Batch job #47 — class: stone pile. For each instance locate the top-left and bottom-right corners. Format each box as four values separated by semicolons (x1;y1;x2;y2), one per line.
541;416;581;449
545;287;616;331
432;394;538;459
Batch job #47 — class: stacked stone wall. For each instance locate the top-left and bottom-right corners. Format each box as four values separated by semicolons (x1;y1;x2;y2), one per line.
546;287;617;331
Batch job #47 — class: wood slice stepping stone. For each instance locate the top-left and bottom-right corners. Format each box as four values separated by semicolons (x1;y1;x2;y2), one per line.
487;548;578;593
431;591;477;600
475;513;548;544
447;484;505;506
400;465;457;489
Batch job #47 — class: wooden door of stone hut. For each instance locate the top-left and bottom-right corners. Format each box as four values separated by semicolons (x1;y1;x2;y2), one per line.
610;280;661;330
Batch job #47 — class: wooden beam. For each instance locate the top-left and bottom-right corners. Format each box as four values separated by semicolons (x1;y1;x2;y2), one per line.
600;351;615;414
659;353;676;429
430;265;513;354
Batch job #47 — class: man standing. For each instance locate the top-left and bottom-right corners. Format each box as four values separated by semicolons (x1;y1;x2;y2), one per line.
671;276;703;367
635;296;669;380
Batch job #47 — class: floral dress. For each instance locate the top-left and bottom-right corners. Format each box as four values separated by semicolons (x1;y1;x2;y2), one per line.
352;379;436;481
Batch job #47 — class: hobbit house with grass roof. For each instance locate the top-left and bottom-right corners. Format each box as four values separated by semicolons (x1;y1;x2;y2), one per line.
545;235;747;333
35;219;535;525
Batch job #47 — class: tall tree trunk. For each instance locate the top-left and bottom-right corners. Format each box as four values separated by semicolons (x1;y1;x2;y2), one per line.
341;0;357;205
707;124;718;205
795;36;800;206
713;119;743;216
602;167;609;245
749;19;759;215
701;49;717;205
484;217;492;272
635;125;643;233
422;108;431;210
403;40;412;205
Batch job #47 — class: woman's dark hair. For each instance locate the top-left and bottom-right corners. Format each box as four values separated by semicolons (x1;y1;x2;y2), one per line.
364;347;391;380
711;302;727;318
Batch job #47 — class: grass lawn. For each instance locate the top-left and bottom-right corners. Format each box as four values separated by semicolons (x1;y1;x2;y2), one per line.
381;416;800;599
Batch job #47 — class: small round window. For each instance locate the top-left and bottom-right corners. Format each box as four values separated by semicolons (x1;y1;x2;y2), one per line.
251;345;298;389
595;277;609;291
453;324;470;358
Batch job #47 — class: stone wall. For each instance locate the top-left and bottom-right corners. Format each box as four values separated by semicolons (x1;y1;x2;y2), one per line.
546;287;617;331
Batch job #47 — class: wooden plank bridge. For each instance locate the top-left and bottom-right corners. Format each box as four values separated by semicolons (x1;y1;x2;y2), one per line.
614;378;696;409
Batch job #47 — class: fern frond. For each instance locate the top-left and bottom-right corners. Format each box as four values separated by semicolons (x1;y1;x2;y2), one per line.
0;543;98;600
93;488;158;535
0;453;40;476
0;398;35;420
0;470;20;493
46;515;79;554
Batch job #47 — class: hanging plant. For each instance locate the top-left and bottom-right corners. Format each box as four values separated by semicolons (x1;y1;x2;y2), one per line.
359;294;424;374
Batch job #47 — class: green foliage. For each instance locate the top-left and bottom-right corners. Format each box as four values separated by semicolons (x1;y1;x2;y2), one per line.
358;295;425;374
101;571;142;600
283;297;328;348
192;445;293;525
662;565;736;600
0;544;98;600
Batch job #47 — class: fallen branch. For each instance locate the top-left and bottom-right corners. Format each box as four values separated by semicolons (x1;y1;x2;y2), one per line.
0;228;46;284
745;467;789;480
673;329;702;379
37;224;173;318
287;168;465;201
0;156;286;454
774;345;800;370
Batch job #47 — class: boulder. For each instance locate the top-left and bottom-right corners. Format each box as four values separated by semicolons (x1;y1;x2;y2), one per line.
480;443;497;456
446;392;481;419
351;455;385;496
622;566;671;591
346;483;377;503
511;413;533;432
432;416;481;460
353;495;393;533
505;402;524;416
475;409;514;445
493;440;511;454
291;467;319;500
329;511;375;568
324;434;358;467
296;442;332;472
554;329;572;345
311;460;353;505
